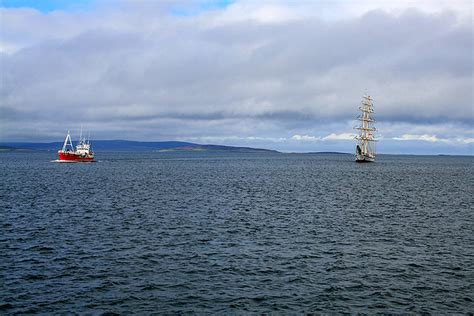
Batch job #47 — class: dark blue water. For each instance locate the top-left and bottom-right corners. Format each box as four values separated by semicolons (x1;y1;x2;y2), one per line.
1;152;473;313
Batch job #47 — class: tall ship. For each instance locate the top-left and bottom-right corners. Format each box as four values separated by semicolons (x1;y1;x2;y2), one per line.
58;130;94;162
355;94;377;162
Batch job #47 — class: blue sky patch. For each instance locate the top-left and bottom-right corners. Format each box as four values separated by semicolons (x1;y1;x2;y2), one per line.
171;0;234;16
0;0;93;12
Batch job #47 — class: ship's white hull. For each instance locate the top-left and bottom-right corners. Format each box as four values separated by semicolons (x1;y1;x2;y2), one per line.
356;154;375;162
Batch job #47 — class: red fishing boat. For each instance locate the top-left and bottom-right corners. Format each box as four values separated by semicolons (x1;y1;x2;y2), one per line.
58;130;94;162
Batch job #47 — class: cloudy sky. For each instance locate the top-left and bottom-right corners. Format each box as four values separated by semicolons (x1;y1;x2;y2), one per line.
0;0;472;154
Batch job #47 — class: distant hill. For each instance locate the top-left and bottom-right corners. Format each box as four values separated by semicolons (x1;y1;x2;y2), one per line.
304;151;351;155
0;140;279;153
166;144;278;153
0;145;21;152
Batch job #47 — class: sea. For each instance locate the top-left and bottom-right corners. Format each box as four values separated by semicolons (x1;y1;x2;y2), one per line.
1;151;473;314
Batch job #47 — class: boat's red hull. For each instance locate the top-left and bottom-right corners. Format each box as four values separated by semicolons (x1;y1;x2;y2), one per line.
58;152;94;162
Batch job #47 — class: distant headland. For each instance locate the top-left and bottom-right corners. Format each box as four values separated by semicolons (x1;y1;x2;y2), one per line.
0;140;279;153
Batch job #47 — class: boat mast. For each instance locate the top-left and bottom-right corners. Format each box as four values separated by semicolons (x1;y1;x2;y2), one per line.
355;94;376;156
61;130;74;152
79;124;84;144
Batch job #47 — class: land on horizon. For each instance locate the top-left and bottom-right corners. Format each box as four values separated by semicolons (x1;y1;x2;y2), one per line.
1;140;472;156
0;140;278;153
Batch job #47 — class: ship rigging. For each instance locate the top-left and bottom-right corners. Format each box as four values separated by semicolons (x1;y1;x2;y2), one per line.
355;94;377;162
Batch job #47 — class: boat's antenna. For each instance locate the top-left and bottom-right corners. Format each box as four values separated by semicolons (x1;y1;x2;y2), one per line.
87;131;90;144
80;124;83;142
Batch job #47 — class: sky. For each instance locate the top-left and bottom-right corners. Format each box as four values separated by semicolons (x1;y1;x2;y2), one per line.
0;0;472;154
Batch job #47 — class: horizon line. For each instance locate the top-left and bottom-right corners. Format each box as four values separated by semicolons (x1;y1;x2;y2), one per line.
1;140;472;156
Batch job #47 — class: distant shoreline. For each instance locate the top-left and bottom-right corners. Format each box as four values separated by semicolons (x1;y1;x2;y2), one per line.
0;141;278;154
0;143;472;157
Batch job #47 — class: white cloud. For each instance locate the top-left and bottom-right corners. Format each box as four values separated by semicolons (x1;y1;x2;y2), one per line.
457;138;474;144
392;134;474;145
291;134;321;141
322;133;356;141
207;0;472;25
290;133;357;141
393;134;442;142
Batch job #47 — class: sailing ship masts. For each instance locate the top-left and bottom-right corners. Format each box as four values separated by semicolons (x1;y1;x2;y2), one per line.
357;117;375;122
355;136;377;141
355;94;377;161
356;127;376;131
359;107;374;113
